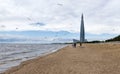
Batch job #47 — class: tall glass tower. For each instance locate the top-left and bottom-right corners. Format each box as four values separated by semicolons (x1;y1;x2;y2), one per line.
80;14;85;45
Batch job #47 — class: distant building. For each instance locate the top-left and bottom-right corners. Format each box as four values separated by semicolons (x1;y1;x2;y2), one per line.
80;14;85;43
72;14;86;46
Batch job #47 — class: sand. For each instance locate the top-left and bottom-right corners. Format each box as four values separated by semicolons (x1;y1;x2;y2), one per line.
2;43;120;74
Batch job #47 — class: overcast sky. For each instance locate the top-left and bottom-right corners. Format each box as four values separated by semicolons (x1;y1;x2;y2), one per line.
0;0;120;43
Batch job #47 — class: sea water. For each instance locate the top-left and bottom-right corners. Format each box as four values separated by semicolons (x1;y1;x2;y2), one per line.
0;43;67;73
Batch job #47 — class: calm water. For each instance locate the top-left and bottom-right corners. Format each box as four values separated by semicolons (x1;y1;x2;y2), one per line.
0;43;67;73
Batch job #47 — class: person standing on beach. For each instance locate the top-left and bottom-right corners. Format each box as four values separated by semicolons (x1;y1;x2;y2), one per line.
73;43;76;47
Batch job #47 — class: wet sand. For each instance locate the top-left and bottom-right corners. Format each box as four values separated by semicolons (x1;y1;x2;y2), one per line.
2;43;120;74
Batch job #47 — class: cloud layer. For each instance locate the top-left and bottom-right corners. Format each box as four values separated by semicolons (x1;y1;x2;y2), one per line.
0;0;120;35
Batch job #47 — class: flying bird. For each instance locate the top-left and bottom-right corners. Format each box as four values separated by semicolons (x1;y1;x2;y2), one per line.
57;3;63;6
0;25;5;28
16;28;18;29
27;17;32;21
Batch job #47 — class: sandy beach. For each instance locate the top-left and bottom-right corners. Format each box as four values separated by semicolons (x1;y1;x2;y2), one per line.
2;43;120;74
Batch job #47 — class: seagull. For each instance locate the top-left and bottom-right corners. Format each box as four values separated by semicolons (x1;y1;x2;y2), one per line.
16;28;18;29
57;3;63;6
27;17;32;21
1;25;5;28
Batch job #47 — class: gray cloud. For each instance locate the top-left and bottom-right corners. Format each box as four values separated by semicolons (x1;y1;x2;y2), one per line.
30;22;46;26
0;0;120;34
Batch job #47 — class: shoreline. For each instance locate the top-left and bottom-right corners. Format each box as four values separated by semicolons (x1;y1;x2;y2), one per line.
2;45;69;74
2;43;120;74
0;44;67;74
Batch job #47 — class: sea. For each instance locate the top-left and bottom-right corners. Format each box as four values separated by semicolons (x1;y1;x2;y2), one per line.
0;43;67;73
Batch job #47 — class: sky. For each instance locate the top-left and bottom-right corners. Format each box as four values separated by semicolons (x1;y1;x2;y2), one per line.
0;0;120;43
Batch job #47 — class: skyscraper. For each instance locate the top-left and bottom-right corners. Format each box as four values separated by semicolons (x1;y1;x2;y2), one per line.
80;14;85;46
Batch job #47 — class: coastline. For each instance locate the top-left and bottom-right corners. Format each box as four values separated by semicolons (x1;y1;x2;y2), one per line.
0;44;67;73
2;43;120;74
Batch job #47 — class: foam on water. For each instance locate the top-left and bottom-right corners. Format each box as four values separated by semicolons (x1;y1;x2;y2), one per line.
0;43;67;73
